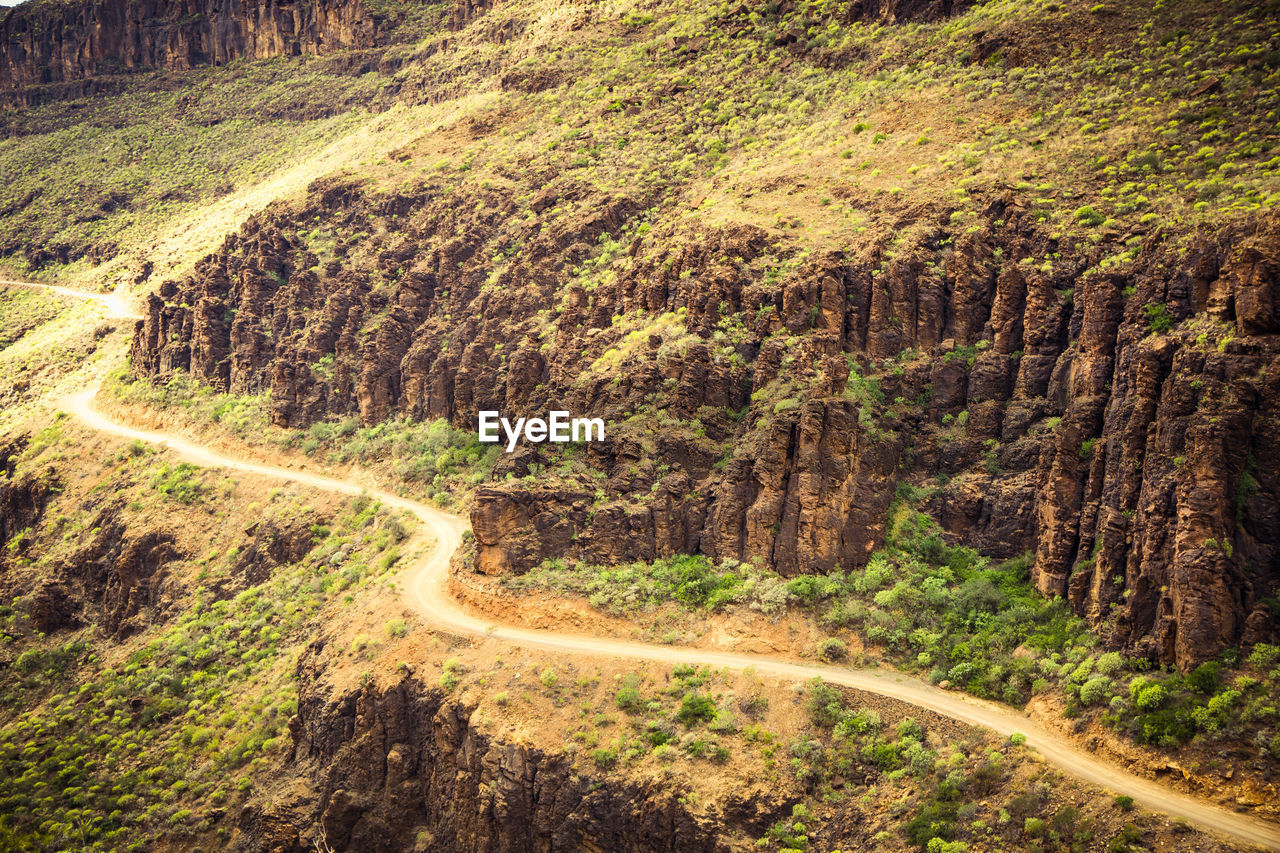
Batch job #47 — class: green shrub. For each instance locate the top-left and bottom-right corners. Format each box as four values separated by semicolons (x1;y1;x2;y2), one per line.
14;649;43;674
646;719;675;746
818;637;848;662
1133;682;1168;711
151;463;205;504
1191;688;1241;733
616;685;643;712
1248;643;1280;669
1144;302;1172;333
708;708;738;734
1096;652;1124;675
926;840;969;853
1134;705;1195;745
590;746;618;769
1108;823;1143;852
897;717;924;740
804;679;846;728
1079;676;1112;706
1187;661;1220;694
677;693;717;727
905;796;959;847
1074;205;1105;226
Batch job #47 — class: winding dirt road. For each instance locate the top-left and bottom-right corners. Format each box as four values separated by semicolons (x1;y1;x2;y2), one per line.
0;278;138;319
10;281;1280;851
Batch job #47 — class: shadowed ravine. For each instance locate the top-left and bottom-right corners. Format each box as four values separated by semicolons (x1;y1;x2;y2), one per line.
11;280;1280;852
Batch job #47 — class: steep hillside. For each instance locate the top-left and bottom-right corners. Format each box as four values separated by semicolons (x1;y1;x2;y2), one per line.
107;0;1280;672
0;404;1242;852
0;0;460;106
1;0;1280;848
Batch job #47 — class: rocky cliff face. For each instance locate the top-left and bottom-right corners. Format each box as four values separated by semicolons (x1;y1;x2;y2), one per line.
251;648;778;853
128;176;1280;670
0;440;52;555
1;477;183;636
1034;217;1280;668
0;0;377;101
0;0;966;109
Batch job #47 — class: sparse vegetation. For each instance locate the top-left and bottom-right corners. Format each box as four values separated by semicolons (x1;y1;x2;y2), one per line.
510;498;1280;758
108;368;499;507
0;432;417;849
1;0;1278;847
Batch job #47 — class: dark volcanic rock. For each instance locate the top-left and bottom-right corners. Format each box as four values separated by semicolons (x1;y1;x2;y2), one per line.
57;511;182;637
248;650;790;853
0;470;51;549
0;0;378;105
231;516;318;587
129;174;1280;670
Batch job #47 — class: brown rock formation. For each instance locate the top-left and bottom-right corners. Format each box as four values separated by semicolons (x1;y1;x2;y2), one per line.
1035;217;1280;668
128;175;1280;669
2;490;180;637
230;516;319;586
258;649;788;853
0;471;51;550
56;511;182;637
845;0;978;25
0;0;378;103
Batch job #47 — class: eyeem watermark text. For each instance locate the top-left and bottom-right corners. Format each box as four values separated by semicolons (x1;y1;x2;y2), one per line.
478;411;605;453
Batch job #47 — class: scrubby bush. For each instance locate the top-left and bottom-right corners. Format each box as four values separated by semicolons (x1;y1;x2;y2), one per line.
1073;205;1105;226
740;693;769;717
14;649;43;674
677;693;717;727
1144;302;1172;333
1133;681;1168;711
616;685;643;713
1187;661;1221;694
897;717;924;740
590;746;618;769
151;463;205;504
804;679;846;728
708;708;738;734
818;637;848;661
1192;689;1241;733
1248;644;1279;669
1096;652;1124;675
1080;676;1112;706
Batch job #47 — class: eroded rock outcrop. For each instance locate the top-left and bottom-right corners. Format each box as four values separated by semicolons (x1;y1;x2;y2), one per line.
0;0;378;103
128;176;1280;669
55;510;182;637
254;648;786;852
1034;218;1280;668
0;471;51;551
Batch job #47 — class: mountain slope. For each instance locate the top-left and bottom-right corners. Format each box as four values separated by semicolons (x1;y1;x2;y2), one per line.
86;0;1280;671
1;0;1279;848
